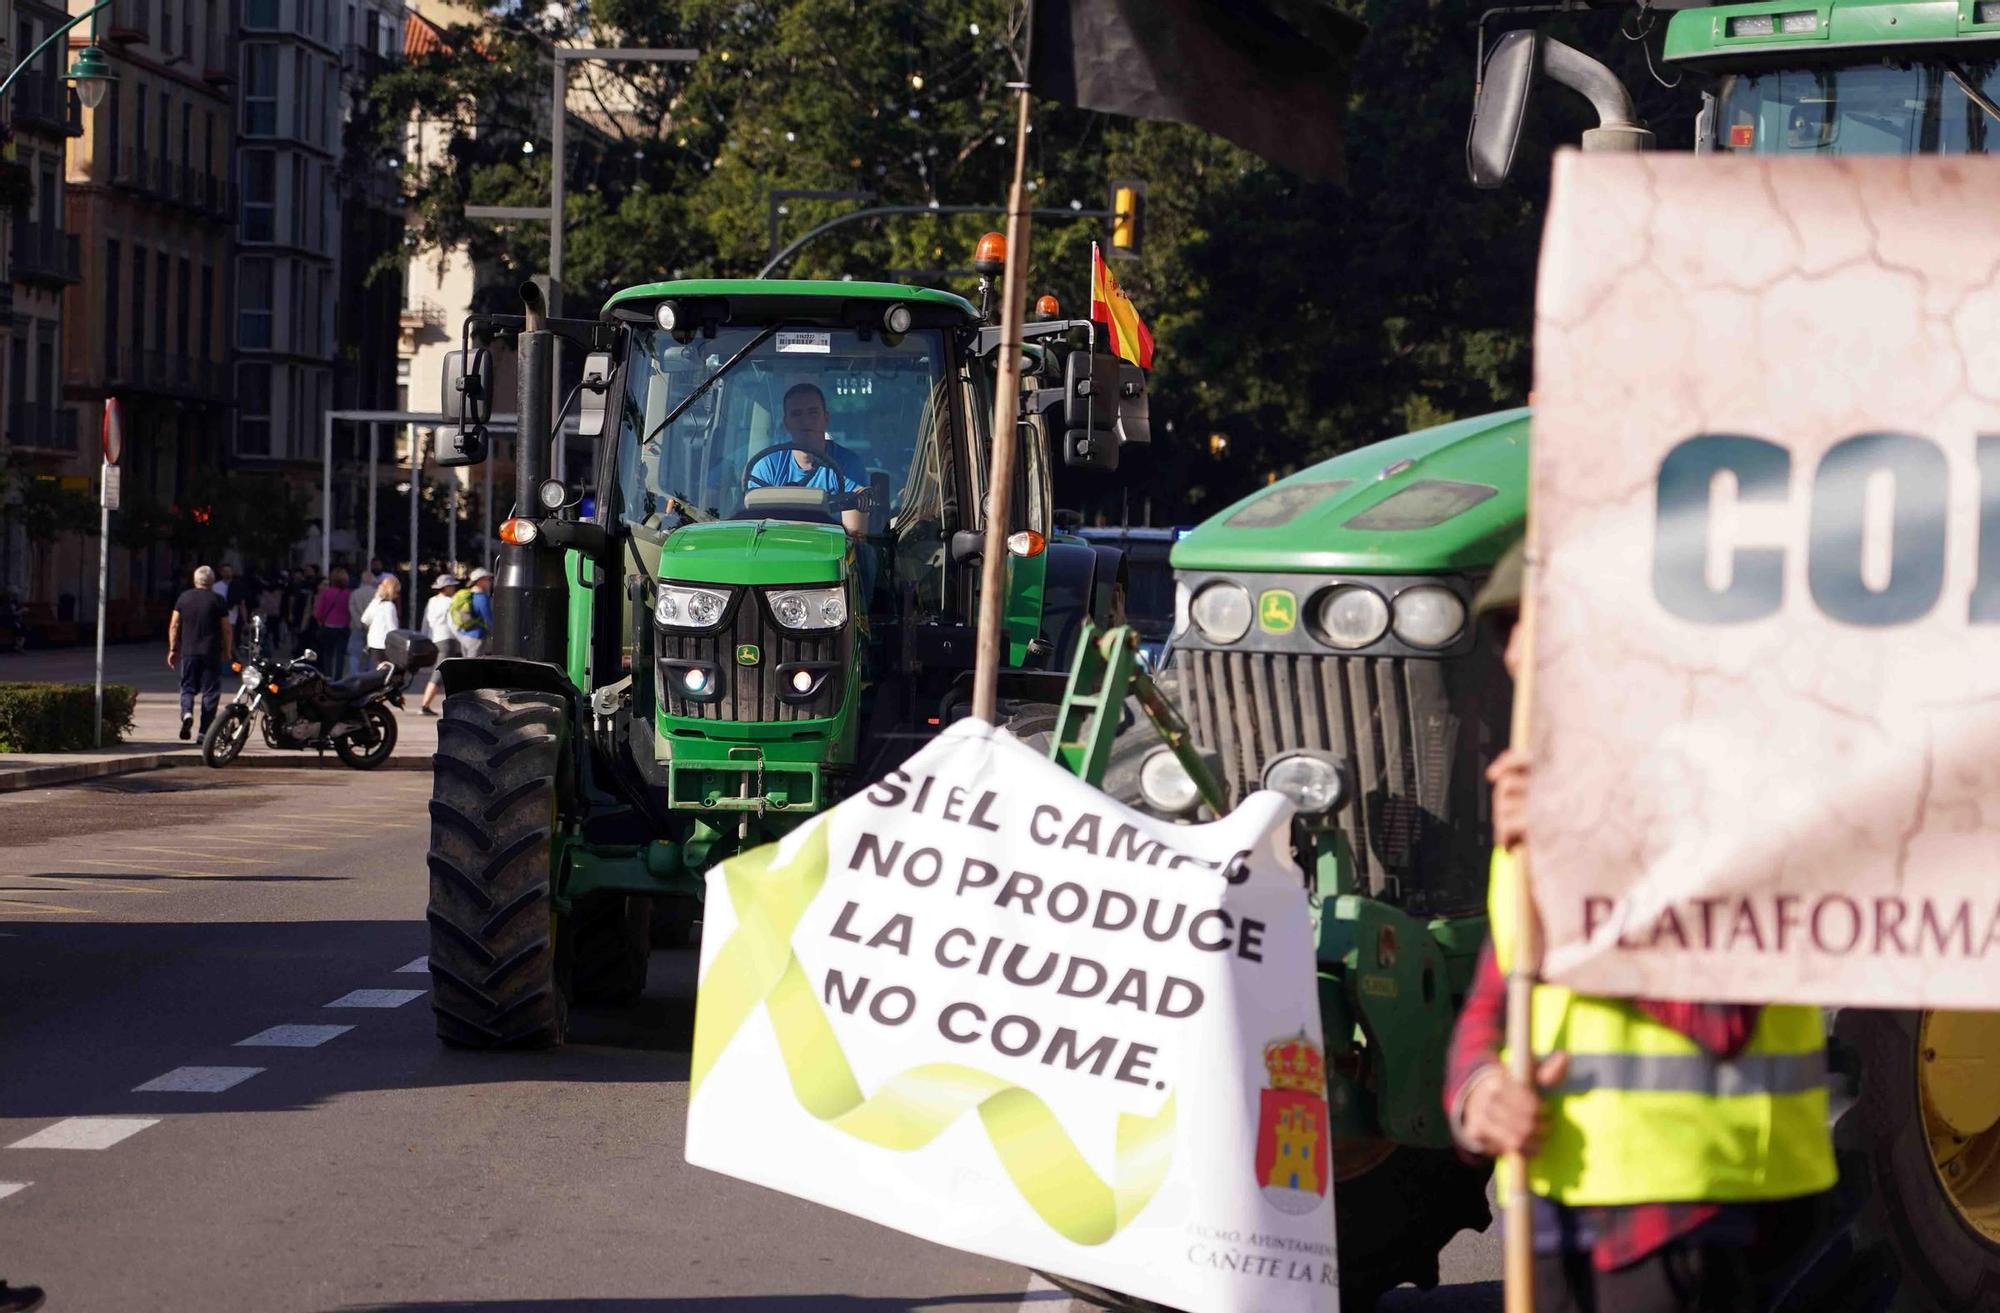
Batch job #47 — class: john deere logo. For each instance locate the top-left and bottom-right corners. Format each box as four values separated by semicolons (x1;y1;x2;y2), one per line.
1258;589;1297;634
735;644;761;666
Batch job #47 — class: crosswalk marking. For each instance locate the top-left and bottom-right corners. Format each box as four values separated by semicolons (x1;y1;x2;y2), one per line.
325;989;425;1009
7;1118;160;1151
0;1182;29;1201
132;1066;264;1094
394;956;429;973
236;1024;353;1048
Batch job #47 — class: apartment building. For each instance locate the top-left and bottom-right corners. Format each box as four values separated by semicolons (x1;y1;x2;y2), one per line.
60;0;236;607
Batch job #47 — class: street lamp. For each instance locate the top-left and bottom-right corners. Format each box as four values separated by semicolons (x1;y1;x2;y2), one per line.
0;0;117;109
66;43;114;109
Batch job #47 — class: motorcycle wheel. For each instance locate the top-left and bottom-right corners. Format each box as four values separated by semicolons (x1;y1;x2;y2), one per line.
333;703;398;770
201;704;253;768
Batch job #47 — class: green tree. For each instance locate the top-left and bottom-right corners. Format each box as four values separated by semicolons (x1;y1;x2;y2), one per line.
381;1;1698;523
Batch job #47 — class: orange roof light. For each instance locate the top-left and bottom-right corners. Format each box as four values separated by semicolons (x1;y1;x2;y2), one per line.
499;516;539;546
1034;294;1061;318
973;231;1007;276
1006;530;1046;558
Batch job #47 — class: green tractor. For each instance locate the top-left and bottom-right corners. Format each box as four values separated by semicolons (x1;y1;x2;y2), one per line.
422;255;1147;1046
1110;2;2000;1308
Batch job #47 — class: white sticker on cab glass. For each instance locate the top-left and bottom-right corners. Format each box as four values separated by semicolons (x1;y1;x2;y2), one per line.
776;331;832;354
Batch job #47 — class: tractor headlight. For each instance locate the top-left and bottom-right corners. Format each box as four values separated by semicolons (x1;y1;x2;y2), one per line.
1262;752;1347;815
767;586;846;631
1139;747;1202;816
1390;585;1466;649
1190;581;1253;643
655;584;731;629
1317;585;1389;649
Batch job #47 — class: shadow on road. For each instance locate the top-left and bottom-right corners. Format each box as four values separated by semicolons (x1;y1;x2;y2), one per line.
0;917;703;1119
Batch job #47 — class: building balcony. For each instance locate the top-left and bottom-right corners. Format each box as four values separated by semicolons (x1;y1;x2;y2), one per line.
112;350;228;401
116;147;150;191
8;403;77;454
10;71;79;138
12;226;79;286
104;0;148;44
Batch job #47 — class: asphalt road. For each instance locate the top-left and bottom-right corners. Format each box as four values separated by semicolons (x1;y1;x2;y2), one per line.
0;766;1500;1313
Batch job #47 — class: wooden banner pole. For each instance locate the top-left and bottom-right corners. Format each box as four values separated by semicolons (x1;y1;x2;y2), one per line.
970;84;1035;725
1502;540;1542;1313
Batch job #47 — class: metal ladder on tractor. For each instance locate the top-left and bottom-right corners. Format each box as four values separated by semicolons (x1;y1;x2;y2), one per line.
1044;622;1227;813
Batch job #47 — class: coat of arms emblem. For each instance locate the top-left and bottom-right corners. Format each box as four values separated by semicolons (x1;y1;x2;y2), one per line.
1255;1030;1329;1215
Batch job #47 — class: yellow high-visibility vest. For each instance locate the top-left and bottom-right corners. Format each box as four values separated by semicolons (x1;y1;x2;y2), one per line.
1488;849;1837;1206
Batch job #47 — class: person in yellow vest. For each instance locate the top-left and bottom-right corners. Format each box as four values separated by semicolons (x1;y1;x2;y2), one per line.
1445;542;1836;1312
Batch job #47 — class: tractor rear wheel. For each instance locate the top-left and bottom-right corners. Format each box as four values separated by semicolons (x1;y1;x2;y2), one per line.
424;688;568;1050
1774;1009;2000;1313
567;894;652;1006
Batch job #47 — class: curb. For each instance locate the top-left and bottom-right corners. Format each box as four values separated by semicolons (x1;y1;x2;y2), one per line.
0;749;434;793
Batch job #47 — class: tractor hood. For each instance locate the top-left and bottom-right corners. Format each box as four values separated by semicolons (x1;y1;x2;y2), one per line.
1172;408;1530;575
656;520;848;586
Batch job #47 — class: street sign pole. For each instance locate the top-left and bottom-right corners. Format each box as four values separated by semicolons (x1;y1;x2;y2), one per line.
95;397;123;749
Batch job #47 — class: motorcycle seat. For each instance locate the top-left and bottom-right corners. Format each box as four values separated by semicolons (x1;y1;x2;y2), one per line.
327;665;394;700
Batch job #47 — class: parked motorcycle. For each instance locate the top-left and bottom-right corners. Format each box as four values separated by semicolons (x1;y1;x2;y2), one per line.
202;618;436;770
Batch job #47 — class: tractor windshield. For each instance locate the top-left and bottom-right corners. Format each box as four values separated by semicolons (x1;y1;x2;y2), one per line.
1715;59;2000;155
614;324;950;530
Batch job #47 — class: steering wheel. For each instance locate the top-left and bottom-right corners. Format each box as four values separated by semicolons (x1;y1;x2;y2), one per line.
742;442;864;510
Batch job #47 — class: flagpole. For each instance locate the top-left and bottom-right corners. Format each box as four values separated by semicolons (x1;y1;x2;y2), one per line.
970;82;1035;724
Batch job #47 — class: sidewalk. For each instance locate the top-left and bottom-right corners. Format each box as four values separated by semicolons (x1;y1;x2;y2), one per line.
0;640;440;792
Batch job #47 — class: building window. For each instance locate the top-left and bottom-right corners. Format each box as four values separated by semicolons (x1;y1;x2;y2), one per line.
243;45;276;136
239;256;273;350
135;84;147;175
180;103;191;175
242;149;274;241
292;48;306;140
239;363;272;456
243;0;278;29
131;249;147;372
155;251;169;347
200;265;214;363
105;241;121;377
162;0;174;56
291;155;305;246
106;82;120;179
177;258;192;358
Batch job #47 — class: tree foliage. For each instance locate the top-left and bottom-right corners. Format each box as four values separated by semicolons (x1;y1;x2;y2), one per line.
377;0;1699;521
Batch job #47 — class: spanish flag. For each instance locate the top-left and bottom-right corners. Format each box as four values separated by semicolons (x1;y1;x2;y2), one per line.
1091;243;1154;370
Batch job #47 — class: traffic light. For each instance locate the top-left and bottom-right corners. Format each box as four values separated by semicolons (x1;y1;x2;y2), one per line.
1108;180;1145;258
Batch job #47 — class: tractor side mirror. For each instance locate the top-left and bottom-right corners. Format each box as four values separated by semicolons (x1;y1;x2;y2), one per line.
1060;350;1122;472
437;348;493;468
1116;362;1150;446
577;350;615;439
1468;29;1539;189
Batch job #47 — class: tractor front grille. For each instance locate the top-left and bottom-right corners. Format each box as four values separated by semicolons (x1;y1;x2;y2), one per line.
1178;645;1509;916
656;592;846;723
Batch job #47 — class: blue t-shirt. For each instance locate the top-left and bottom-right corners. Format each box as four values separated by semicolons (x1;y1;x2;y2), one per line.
749;442;867;496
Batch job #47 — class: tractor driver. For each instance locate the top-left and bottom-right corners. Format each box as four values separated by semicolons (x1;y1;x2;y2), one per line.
748;383;869;538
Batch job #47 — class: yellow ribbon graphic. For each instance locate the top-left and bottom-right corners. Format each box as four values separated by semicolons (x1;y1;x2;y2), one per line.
690;819;1177;1245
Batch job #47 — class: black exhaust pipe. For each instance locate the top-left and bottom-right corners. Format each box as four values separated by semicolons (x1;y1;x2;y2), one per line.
491;280;569;667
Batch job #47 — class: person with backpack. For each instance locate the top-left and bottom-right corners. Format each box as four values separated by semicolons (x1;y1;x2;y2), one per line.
416;573;460;717
450;568;493;658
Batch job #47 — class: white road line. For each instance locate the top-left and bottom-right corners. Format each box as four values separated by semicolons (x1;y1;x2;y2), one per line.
236;1023;354;1048
7;1118;160;1150
132;1066;265;1094
394;956;428;973
0;1182;28;1201
325;988;425;1009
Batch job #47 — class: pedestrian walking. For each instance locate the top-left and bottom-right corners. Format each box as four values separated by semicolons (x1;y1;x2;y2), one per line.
416;573;460;716
285;565;318;657
359;575;402;668
346;562;374;674
311;567;353;678
449;567;494;658
167;565;234;741
1444;543;1836;1313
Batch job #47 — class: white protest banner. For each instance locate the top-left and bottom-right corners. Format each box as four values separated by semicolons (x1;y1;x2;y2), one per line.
685;722;1337;1313
1529;153;2000;1008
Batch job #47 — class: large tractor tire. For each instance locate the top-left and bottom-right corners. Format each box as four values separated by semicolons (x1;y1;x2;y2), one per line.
567;894;653;1006
425;689;568;1050
1774;1009;2000;1313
